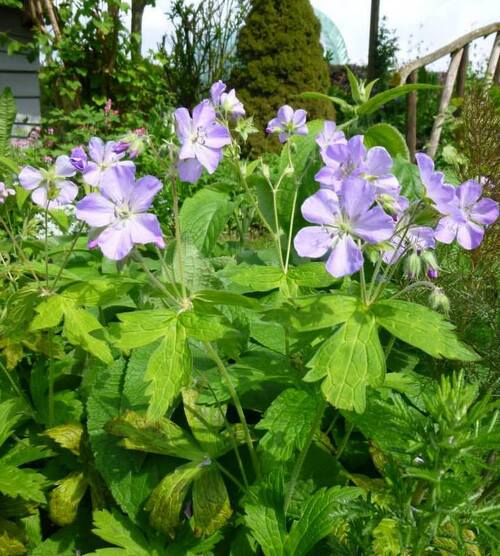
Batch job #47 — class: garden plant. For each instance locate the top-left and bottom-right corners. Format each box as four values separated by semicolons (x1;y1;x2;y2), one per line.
0;72;499;555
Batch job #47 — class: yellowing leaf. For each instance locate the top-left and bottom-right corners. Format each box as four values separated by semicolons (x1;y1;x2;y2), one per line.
48;471;88;526
43;423;83;456
193;468;232;537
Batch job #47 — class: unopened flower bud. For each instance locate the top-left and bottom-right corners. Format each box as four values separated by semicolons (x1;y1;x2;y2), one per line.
405;252;422;279
262;163;271;180
429;287;450;313
427;268;438;279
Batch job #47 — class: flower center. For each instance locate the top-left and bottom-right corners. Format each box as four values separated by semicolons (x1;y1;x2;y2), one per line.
191;127;207;145
115;203;134;220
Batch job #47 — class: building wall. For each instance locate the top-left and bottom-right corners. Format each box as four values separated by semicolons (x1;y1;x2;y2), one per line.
0;6;41;138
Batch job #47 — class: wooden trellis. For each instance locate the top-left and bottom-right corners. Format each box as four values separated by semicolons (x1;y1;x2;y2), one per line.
394;22;500;160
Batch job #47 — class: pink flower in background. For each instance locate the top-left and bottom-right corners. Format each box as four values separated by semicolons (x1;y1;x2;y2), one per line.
0;182;15;203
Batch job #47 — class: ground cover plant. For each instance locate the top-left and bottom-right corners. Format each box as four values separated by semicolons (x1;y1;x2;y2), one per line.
0;74;499;555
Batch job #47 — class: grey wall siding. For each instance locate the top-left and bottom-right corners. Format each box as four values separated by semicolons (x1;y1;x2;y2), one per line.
0;7;41;137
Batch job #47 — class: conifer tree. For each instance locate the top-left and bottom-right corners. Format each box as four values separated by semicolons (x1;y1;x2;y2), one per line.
231;0;335;152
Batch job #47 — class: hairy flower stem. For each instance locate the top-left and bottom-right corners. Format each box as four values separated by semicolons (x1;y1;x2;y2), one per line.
359;263;368;306
133;253;178;307
170;178;187;300
51;222;85;290
284;180;299;274
389;280;436;300
336;421;354;461
205;342;260;478
271;189;285;272
284;398;326;514
47;329;54;426
44;204;50;290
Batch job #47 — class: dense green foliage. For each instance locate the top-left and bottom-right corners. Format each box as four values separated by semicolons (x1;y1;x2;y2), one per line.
231;0;335;152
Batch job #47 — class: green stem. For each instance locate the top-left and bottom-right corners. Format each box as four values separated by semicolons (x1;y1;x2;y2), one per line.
359;262;368;306
388;280;436;300
205;342;260;478
271;189;285;271
0;216;39;283
284;398;326;514
284;181;299;273
384;335;395;358
133;252;178;307
0;360;33;414
44;204;50;290
336;421;354;461
171;178;187;300
51;222;85;290
47;330;54;426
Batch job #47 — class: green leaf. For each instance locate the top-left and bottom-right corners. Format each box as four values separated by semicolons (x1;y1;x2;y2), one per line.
179;308;237;342
346;66;363;104
220;264;283;293
244;474;286;556
179;188;233;256
0;464;48;503
43;423;83;455
256;389;320;462
106;410;204;460
392;155;425;200
373;300;479;361
194;289;261;311
285;487;363;556
91;510;150;556
0;87;16;156
287;262;339;288
30;295;66;331
114;309;176;349
299;92;354;113
145;321;191;420
305;312;385;413
265;294;358;332
372;518;401;556
0;154;20;174
193;468;232;536
145;462;202;537
87;359;161;521
48;471;88;526
0;399;21;447
358;83;441;116
364;123;410;160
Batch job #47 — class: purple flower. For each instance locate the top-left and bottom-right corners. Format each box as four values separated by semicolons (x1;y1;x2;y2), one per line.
70;146;88;172
76;166;164;260
434;179;499;250
82;137;135;188
294;178;395;277
19;156;78;209
315;135;365;192
415;153;455;208
0;181;15;203
112;141;130;155
210;81;245;119
383;225;435;264
266;105;308;143
210;81;226;105
175;100;231;183
316;121;346;151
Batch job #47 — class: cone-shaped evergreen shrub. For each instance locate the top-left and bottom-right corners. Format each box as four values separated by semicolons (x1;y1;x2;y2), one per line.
231;0;335;152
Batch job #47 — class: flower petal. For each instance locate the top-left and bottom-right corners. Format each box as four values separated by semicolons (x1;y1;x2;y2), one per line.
82;162;102;187
130;176;163;212
19;166;43;190
193;144;221;174
326;235;363;277
55;155;76;177
129;213;165;247
277;105;294;124
363;146;392;177
100;165;136;204
301;189;339;225
456;221;484;250
292;109;307;127
96;221;134;260
76;193;116;227
205;123;231;149
293;226;332;258
192;100;216;129
470;197;499;226
31;186;48;207
174;107;193;141
266;117;283;133
434;216;458;244
456;179;482;208
315;166;342;192
341;177;375;221
88;137;105;163
353;204;395;243
178;158;203;183
52;180;78;206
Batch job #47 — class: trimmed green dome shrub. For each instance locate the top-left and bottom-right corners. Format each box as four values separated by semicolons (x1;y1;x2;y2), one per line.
231;0;335;152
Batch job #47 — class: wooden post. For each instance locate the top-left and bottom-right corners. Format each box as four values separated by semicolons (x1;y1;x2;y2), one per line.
486;32;500;83
406;70;418;162
427;48;464;159
456;43;469;98
367;0;380;81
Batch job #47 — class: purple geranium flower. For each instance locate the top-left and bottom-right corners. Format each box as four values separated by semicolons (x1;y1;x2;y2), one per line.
415;153;455;208
266;105;308;143
315;135;365;192
70;146;88;172
75;165;164;260
294;178;395;277
19;155;78;209
175;100;231;183
315;121;346;151
434;179;498;249
82;137;135;188
383;225;435;264
210;80;245;119
0;181;15;203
